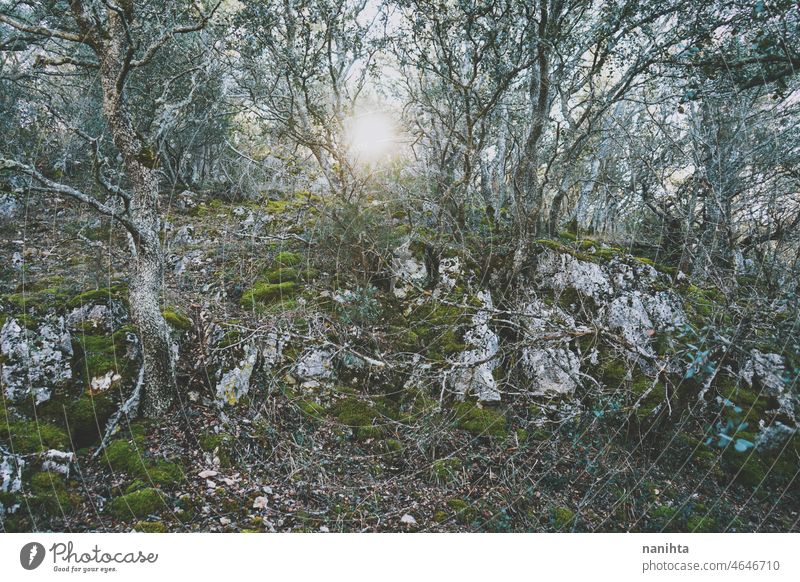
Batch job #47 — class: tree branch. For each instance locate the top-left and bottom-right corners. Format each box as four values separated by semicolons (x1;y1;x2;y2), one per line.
0;157;138;236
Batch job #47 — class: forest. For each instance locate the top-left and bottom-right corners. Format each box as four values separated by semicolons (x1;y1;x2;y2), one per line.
0;0;798;533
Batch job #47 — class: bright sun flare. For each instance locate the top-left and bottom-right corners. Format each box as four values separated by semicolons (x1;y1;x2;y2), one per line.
344;111;397;164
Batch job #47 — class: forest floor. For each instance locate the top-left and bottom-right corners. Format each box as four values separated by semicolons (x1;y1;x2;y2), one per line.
1;190;798;533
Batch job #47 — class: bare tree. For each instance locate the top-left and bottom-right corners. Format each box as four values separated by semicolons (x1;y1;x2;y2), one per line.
0;0;222;417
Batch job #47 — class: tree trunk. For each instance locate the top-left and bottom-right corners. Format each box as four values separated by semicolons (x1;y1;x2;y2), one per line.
128;236;176;417
97;7;176;417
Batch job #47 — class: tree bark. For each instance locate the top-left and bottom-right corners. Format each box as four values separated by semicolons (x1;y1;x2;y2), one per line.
96;6;176;417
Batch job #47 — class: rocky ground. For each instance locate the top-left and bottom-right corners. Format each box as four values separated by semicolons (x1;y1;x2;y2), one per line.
1;189;798;532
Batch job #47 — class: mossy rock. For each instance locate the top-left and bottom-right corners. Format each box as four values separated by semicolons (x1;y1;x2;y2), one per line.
162;308;191;331
28;471;79;516
0;419;69;454
453;402;507;439
67;284;128;309
724;454;768;488
551;506;576;530
381;438;404;457
263;267;300;284
433;510;448;523
73;326;137;382
102;439;184;488
240;281;298;307
274;251;302;267
2;282;74;314
630;376;665;420
50;393;116;447
103;439;148;474
217;328;243;349
597;352;628;388
144;461;185;487
107;487;164;519
198;431;235;468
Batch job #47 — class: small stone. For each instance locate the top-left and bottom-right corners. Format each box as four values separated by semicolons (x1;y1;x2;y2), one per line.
198;469;218;479
220;517;231;526
400;513;417;525
252;496;269;510
319;526;330;533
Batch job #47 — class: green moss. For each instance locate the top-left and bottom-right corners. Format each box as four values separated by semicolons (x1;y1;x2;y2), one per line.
382;438;403;455
73;326;136;381
264;199;298;215
631;376;665;420
329;397;386;439
240;281;298;307
716;376;770;420
125;479;148;494
103;439;146;474
727;455;768;488
598;353;628;388
433;510;448;523
683;285;718;321
3;290;64;313
162;308;192;331
447;498;476;524
198;432;225;452
431;457;462;484
263;267;300;284
67;284;128;309
687;515;716;532
297;399;326;419
46;393;116;448
537;238;569;253
0;419;69;454
107;487;164;519
102;439;183;487
404;302;469;360
274;251;302;267
552;506;575;530
144;461;184;487
646;505;681;531
453;402;507;438
133;520;167;533
217;329;243;349
28;471;78;515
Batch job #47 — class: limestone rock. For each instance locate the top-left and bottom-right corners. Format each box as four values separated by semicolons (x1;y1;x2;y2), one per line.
0;316;73;404
521;346;580;397
0;448;24;515
536;249;612;300
215;344;259;406
0;192;21;218
392;240;426;298
450;290;501;401
41;449;74;477
294;348;335;381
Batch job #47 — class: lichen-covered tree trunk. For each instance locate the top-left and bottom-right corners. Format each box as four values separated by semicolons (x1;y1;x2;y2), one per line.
96;7;176;417
128;235;176;417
